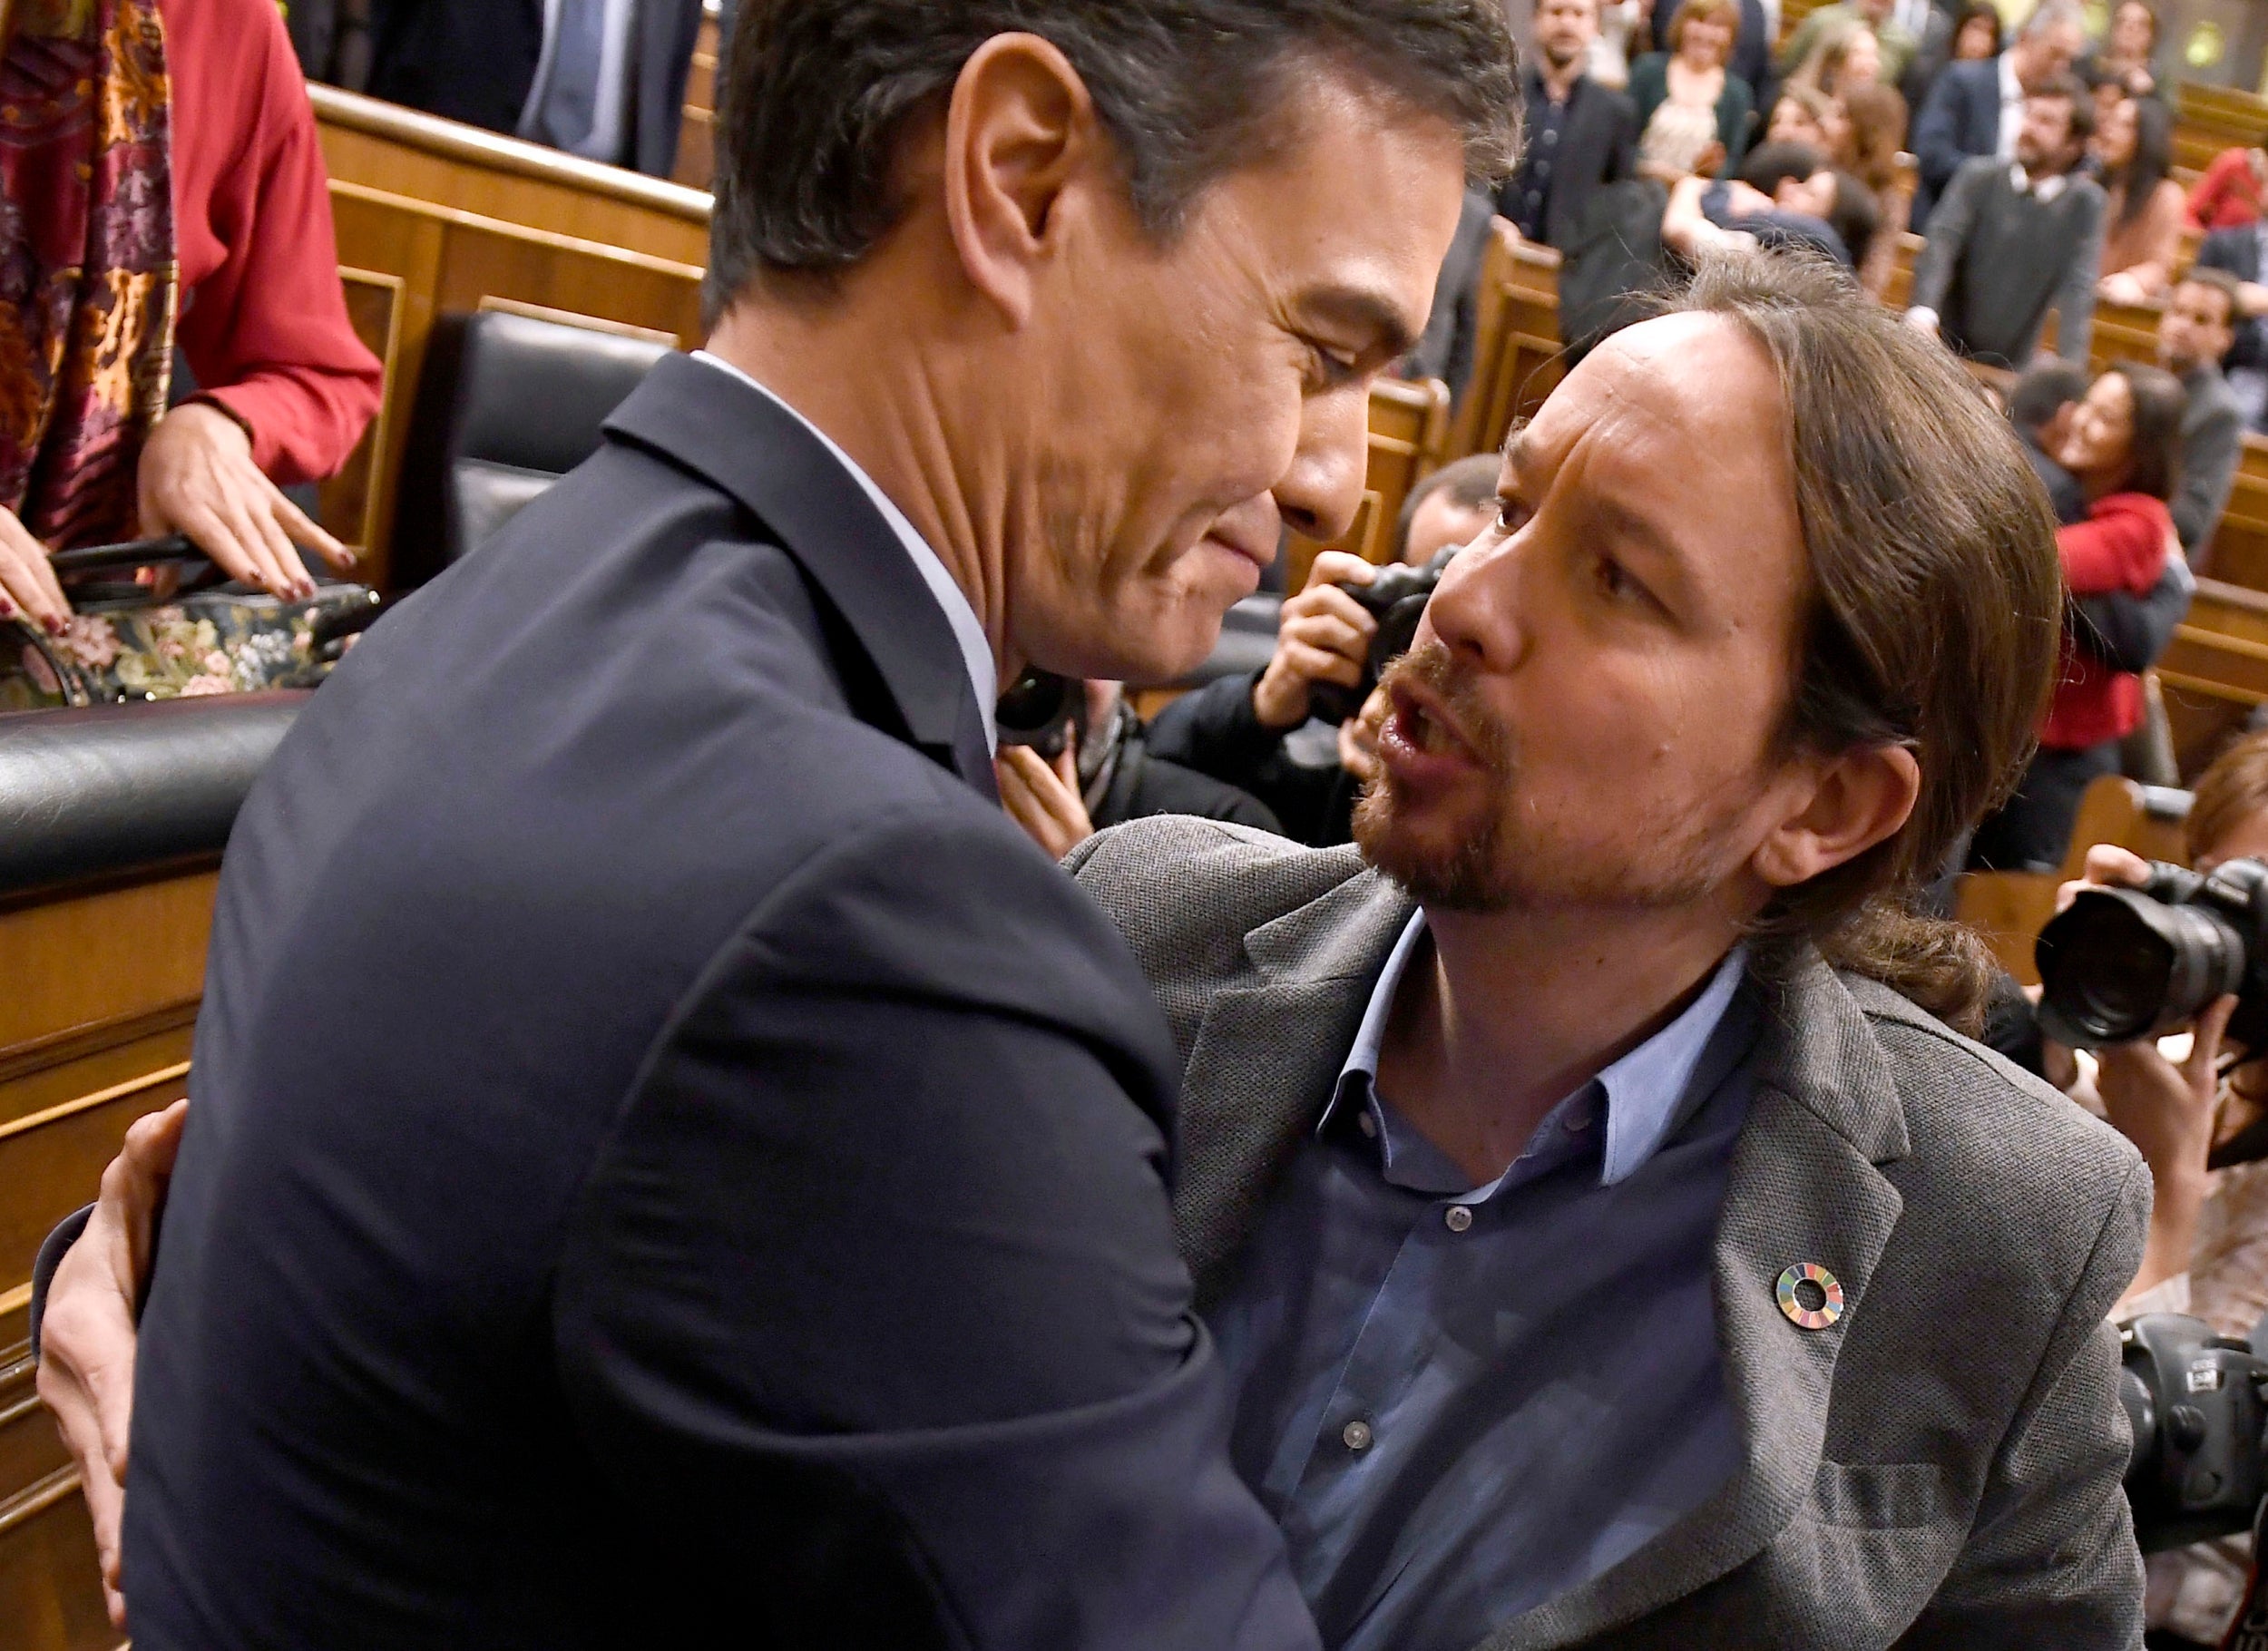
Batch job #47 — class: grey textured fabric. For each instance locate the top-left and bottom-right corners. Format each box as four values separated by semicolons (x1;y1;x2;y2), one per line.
1066;817;2153;1651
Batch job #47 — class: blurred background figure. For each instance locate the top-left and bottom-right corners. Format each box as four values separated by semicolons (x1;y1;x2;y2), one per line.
2187;141;2268;232
2095;91;2185;304
1970;362;2187;872
1630;0;1754;181
1911;0;2089;229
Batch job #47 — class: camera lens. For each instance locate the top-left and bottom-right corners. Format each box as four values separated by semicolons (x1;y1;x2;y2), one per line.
2037;888;2247;1047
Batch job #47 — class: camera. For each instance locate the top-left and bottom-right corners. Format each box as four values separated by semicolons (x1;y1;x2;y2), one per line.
996;669;1083;761
1307;549;1453;727
2035;858;2268;1052
2121;1313;2268;1553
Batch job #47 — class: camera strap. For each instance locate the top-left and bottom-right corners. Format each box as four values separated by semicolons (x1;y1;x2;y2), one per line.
2224;1498;2268;1650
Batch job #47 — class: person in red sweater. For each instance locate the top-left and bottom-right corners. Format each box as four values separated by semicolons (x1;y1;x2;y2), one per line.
1970;359;2186;871
0;0;382;636
2187;143;2268;232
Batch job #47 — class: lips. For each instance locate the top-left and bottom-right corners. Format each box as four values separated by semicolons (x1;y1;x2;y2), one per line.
1201;523;1276;575
1380;679;1483;777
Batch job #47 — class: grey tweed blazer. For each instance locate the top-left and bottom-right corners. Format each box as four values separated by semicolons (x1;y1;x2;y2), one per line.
1066;818;2152;1651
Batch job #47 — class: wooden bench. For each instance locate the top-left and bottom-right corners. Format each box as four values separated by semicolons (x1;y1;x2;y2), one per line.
2196;437;2268;591
1452;221;1565;464
672;1;723;192
0;846;237;1651
2175;81;2268;180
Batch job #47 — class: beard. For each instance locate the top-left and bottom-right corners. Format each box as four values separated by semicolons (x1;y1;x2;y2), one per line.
1354;640;1753;915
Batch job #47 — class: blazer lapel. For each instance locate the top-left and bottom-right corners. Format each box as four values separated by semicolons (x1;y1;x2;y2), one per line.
1178;872;1415;1307
602;354;994;796
1482;955;1911;1651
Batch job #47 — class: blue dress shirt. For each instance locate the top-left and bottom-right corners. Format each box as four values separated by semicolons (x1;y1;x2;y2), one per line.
1208;914;1760;1651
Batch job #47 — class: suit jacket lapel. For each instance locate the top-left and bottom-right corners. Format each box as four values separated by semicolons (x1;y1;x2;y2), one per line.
1178;872;1415;1307
602;354;994;796
1481;955;1911;1651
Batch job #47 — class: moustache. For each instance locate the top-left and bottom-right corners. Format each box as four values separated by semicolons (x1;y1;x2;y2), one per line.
1379;640;1517;777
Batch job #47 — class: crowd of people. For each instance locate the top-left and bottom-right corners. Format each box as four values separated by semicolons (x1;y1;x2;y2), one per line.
26;0;2268;1648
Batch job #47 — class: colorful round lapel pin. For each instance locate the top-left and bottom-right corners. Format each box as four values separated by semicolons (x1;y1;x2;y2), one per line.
1775;1262;1844;1331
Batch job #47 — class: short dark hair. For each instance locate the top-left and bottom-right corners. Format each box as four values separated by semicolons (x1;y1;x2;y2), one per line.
707;1;1522;315
2182;265;2244;328
1652;251;2064;1034
1395;454;1501;555
2105;360;2187;503
2008;360;2091;433
1737;141;1823;196
1953;2;2003;54
2031;74;2096;144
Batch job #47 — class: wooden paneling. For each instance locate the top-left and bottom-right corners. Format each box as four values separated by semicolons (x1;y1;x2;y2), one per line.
313;86;710;268
673;8;722;193
0;859;214;1651
318;268;406;556
1453;222;1565;463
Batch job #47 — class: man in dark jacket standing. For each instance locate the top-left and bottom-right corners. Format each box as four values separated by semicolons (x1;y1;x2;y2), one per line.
29;3;1520;1646
1499;0;1636;255
1910;0;2087;229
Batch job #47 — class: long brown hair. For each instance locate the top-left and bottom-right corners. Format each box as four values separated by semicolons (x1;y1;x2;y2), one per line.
1651;252;2064;1033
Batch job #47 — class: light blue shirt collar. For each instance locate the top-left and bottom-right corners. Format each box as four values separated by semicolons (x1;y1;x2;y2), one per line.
1328;912;1747;1187
690;350;997;753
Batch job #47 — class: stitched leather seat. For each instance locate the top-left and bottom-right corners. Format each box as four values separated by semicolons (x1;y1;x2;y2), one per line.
0;692;306;894
393;311;673;587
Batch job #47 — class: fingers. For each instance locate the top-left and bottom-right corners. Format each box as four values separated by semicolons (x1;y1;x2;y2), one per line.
0;507;69;633
1285;582;1380;639
2057;845;2155;913
1302;551;1377;595
995;747;1092;858
271;488;355;573
2189;994;2240;1083
1275;638;1364;691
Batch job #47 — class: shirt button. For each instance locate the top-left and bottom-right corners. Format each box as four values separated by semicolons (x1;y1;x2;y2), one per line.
1444;1205;1474;1233
1343;1419;1374;1452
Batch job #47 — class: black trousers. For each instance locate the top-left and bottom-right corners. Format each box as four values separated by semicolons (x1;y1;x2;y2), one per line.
1968;740;2121;874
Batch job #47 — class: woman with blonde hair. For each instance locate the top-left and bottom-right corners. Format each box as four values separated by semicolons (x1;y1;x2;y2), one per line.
1628;0;1753;179
1839;82;1910;298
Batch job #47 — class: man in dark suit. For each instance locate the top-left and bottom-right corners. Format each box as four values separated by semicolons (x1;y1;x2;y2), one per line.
1499;0;1637;255
1910;0;2087;229
28;2;1518;1645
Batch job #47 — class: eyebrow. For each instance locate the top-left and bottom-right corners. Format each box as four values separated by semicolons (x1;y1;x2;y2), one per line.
1298;284;1422;363
1504;423;1699;602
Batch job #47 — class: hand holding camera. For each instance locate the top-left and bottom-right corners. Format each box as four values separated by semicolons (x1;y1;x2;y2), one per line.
1252;552;1381;731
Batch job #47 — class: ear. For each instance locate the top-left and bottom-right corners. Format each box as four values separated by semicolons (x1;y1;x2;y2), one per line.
940;33;1101;330
1749;743;1921;893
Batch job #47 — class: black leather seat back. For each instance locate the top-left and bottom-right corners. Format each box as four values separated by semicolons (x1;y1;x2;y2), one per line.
394;312;673;587
0;694;307;895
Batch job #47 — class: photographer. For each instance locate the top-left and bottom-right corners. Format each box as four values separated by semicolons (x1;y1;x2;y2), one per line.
2060;733;2268;1647
1146;454;1503;845
995;678;1280;860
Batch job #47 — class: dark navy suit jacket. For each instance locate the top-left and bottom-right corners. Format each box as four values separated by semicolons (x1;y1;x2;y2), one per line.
1911;56;2004;230
121;356;1316;1650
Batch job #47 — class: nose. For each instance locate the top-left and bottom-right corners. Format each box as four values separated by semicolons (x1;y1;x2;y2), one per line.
1419;521;1530;675
1274;382;1371;545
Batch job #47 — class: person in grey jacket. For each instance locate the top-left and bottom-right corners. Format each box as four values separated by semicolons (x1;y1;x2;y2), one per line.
1909;76;2105;368
1080;251;2146;1649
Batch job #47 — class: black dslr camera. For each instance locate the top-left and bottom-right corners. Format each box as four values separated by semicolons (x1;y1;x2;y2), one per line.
2121;1313;2268;1553
995;669;1082;761
2036;858;2268;1053
1307;549;1452;727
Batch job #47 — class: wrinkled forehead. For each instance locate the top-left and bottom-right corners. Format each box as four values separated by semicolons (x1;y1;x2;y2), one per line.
1521;313;1786;474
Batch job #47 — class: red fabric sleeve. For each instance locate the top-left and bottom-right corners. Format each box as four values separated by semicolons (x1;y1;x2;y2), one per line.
165;0;382;484
2058;498;2169;597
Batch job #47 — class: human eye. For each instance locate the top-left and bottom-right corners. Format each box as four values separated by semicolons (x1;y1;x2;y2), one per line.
1493;496;1532;536
1305;339;1364;388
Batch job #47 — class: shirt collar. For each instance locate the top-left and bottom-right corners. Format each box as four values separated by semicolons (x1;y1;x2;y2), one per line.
690;350;997;752
1325;911;1749;1188
2009;164;2068;202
